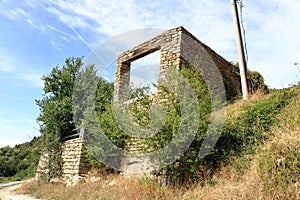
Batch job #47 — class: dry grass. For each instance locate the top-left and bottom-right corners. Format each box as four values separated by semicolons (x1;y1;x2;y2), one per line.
18;174;185;200
182;157;264;200
18;156;267;200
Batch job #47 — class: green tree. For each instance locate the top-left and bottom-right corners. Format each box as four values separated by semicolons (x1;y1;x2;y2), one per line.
233;62;268;93
36;57;83;139
72;64;127;169
36;57;83;179
36;57;121;177
248;70;269;93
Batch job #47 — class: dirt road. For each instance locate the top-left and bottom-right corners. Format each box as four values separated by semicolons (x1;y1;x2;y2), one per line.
0;181;38;200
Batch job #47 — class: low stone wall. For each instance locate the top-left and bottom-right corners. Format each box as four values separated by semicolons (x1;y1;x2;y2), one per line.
35;152;49;180
35;138;91;182
61;138;90;180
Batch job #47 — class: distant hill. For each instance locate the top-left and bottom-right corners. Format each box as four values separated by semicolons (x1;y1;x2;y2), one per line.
0;137;42;183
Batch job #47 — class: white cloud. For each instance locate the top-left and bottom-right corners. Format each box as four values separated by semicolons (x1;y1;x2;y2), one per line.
45;25;76;42
131;64;160;89
0;48;43;87
46;7;90;29
0;7;30;22
0;60;14;72
130;51;161;88
40;0;237;63
16;73;43;88
131;51;160;67
0;2;81;50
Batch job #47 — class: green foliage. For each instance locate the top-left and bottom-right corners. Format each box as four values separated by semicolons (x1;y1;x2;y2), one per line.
248;70;269;92
130;86;151;99
0;137;41;182
215;89;292;160
126;65;211;183
162;66;211;182
200;88;295;185
36;57;126;173
36;57;83;139
95;74;127;149
233;62;269;93
72;65;127;169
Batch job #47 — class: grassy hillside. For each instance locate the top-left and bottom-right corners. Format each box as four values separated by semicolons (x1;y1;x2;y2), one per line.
18;84;300;199
183;84;300;199
0;137;42;183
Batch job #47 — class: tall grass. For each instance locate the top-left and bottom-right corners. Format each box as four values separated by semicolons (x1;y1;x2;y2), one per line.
18;174;184;200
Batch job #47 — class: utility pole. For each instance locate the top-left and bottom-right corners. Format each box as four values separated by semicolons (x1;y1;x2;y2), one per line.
231;0;249;100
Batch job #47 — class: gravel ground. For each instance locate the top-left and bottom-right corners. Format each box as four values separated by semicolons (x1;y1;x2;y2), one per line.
0;181;39;200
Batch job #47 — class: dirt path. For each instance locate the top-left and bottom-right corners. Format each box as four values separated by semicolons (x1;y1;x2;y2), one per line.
0;181;39;200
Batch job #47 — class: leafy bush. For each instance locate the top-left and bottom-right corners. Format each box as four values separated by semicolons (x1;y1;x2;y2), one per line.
120;65;212;183
248;70;269;93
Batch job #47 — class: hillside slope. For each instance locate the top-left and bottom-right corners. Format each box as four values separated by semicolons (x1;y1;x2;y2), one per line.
184;85;300;199
0;137;41;183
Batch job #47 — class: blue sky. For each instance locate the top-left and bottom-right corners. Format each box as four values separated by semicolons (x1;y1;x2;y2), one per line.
0;0;299;147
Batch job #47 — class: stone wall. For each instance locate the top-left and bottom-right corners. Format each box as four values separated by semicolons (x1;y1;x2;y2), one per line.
61;138;90;180
35;138;90;182
114;26;241;103
114;27;182;103
180;28;241;98
35;152;49;180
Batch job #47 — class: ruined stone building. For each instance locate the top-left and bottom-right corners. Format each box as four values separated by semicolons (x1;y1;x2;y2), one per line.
114;26;241;103
36;26;242;181
113;26;242;175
